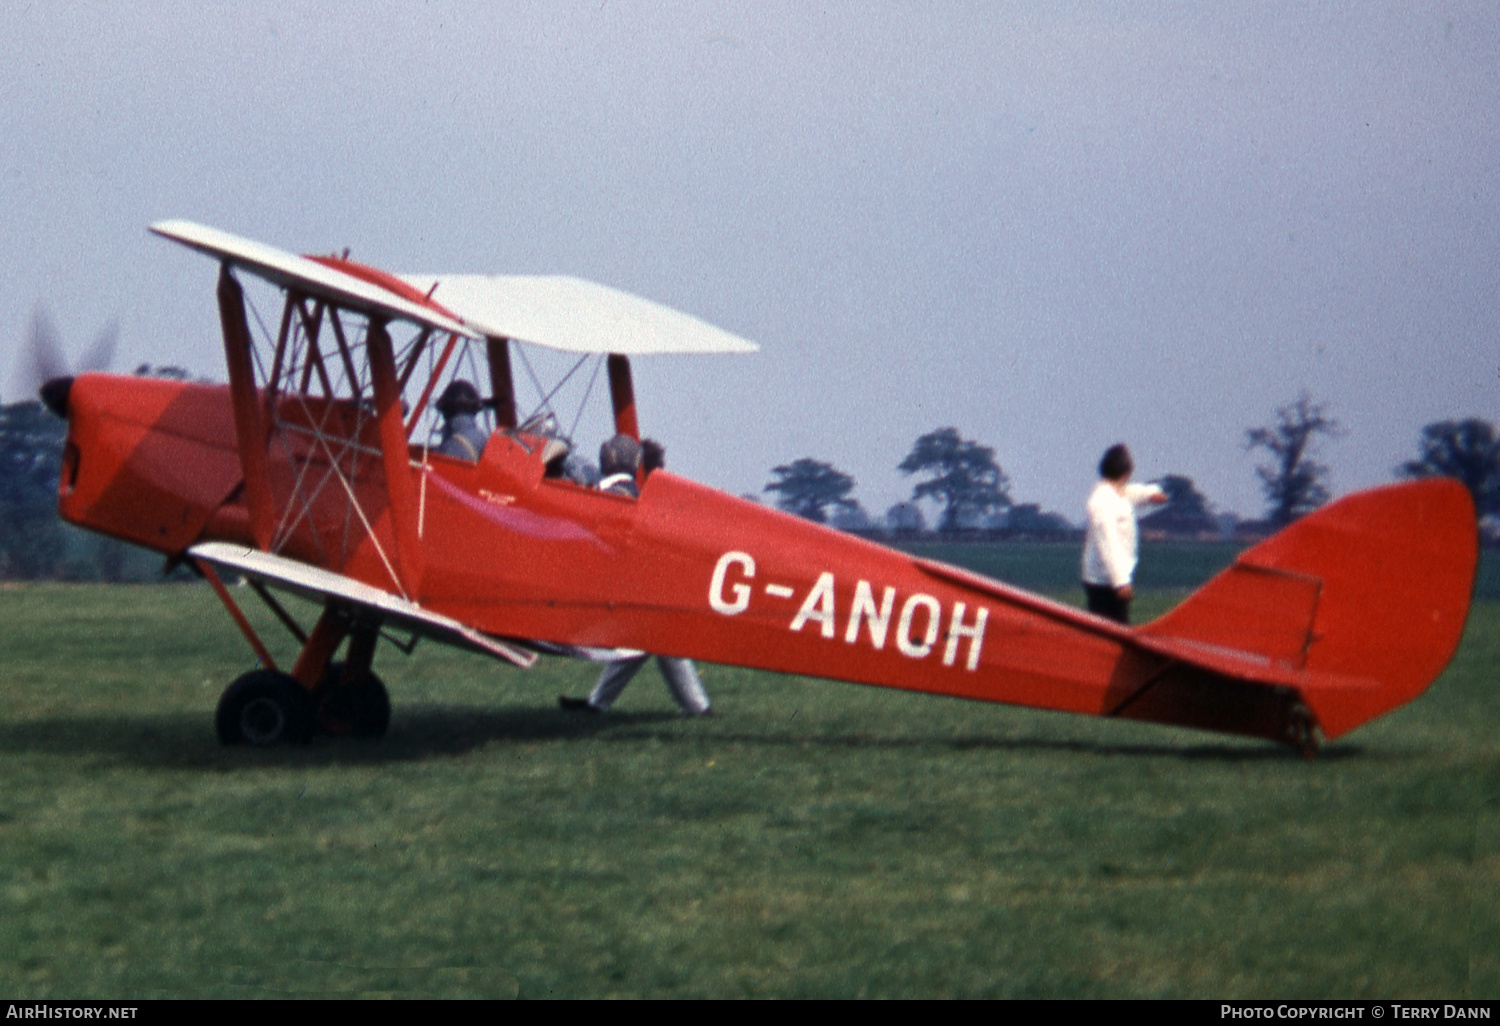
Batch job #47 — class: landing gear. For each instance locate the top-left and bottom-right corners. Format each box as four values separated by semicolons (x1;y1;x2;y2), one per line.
214;662;391;746
216;670;314;746
201;566;396;746
1286;700;1323;759
312;662;391;739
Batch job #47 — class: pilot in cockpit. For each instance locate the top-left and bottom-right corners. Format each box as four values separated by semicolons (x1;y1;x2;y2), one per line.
433;380;488;461
597;434;642;497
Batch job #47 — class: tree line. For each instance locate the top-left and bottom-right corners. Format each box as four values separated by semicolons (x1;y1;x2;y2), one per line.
764;394;1500;541
2;389;1497;580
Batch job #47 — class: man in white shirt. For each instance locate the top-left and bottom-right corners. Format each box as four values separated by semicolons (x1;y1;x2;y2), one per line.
1082;444;1167;624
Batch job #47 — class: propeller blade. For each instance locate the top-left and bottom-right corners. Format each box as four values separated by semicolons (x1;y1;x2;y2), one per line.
80;319;118;373
24;306;69;392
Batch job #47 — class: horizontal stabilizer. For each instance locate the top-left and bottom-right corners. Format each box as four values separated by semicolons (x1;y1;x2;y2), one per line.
189;542;537;669
1131;632;1380;695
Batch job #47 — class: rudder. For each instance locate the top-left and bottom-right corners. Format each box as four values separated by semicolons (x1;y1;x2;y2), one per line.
1139;478;1478;740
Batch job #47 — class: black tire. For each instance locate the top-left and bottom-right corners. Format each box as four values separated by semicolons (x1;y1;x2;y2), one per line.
216;670;314;746
313;662;391;739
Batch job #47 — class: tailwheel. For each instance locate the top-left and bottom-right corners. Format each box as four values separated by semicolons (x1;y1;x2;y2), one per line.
216;670;314;747
313;662;391;739
1286;700;1323;760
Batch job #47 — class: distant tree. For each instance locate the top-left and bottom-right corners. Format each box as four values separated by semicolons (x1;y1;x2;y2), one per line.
1246;394;1342;527
133;363;194;381
1139;474;1217;536
829;501;873;532
1002;503;1076;538
885;501;927;536
898;427;1010;533
764;458;858;523
0;400;67;579
1398;418;1500;517
94;536;128;583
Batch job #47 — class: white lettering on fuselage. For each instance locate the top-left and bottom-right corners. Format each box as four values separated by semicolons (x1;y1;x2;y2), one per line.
789;572;837;637
707;550;988;671
709;550;755;615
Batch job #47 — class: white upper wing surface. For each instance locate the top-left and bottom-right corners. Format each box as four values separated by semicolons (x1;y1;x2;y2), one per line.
399;274;758;355
151;220;477;339
150;220;754;356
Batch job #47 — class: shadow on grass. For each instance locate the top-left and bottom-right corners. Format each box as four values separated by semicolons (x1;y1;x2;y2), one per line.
0;703;1366;768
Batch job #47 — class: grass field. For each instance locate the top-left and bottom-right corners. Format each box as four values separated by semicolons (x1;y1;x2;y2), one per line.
1;547;1497;998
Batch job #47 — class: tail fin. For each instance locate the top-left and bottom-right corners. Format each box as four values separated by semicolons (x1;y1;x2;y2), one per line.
1137;478;1477;741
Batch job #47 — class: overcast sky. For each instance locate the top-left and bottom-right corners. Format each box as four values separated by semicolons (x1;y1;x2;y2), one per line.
3;2;1496;521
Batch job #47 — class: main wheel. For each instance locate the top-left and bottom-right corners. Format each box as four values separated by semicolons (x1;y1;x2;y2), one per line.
216;670;314;746
313;662;391;739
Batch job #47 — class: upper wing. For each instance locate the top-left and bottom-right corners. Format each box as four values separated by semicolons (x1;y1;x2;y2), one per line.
398;274;758;355
150;220;754;355
151;220;476;340
189;541;537;669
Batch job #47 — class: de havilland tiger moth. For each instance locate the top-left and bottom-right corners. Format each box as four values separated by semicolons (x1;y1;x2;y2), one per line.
34;221;1479;754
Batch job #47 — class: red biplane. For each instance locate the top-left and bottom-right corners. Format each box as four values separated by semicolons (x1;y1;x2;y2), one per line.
39;221;1478;753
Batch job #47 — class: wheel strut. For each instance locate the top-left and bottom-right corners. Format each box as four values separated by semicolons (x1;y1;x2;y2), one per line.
291;606;351;691
306;615;390;739
202;584;394;744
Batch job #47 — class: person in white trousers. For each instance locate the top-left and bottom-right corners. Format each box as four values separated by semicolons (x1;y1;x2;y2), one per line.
574;653;712;717
559;436;713;717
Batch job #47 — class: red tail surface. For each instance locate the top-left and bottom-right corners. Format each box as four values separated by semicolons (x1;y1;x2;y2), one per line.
1137;478;1478;740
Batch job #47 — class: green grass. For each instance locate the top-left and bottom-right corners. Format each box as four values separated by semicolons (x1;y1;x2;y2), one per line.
1;562;1498;997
